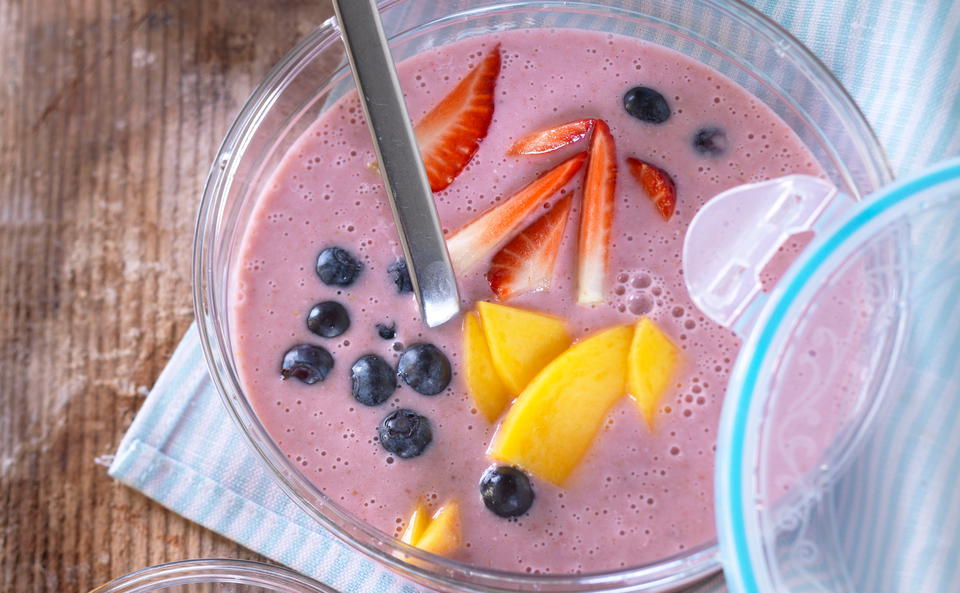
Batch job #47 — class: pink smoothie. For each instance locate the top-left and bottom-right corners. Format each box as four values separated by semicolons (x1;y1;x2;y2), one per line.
230;29;821;573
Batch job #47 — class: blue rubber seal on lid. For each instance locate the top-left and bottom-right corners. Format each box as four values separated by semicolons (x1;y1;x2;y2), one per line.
715;159;960;593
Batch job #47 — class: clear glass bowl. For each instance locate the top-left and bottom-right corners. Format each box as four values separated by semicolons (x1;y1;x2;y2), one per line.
193;2;892;592
89;559;335;593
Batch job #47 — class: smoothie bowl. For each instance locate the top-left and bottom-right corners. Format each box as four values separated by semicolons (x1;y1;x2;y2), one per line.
194;1;890;592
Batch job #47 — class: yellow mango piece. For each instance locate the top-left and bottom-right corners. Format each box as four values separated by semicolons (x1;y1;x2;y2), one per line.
476;301;571;394
415;501;461;557
627;317;681;429
463;312;514;422
401;501;430;546
488;325;633;485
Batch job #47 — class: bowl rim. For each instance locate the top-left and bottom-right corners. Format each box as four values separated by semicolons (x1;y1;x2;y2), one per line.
88;559;336;593
193;2;893;592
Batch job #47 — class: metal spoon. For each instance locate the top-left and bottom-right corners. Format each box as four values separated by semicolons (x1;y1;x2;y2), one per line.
331;0;461;328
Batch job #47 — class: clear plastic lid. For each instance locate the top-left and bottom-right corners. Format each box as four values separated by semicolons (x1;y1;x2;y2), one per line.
700;159;960;593
89;560;337;593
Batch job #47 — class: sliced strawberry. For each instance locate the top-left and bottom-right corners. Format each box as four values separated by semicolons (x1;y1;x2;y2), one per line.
507;119;597;155
447;152;587;273
414;45;501;192
487;194;574;300
576;120;617;305
626;157;676;221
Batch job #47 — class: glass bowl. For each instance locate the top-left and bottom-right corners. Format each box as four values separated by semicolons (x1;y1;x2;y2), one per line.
89;559;335;593
193;2;892;592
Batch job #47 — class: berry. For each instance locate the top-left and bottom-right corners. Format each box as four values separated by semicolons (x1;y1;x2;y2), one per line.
306;301;351;338
376;322;396;340
508;118;597;155
626;157;677;221
692;127;728;156
487;195;573;300
280;344;333;385
447;152;586;273
397;343;452;395
316;247;362;286
415;45;501;192
378;409;432;458
350;354;397;406
387;260;413;293
479;465;534;518
623;86;670;124
577;119;617;304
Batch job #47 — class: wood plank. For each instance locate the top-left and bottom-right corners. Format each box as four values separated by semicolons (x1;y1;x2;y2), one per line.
0;1;336;590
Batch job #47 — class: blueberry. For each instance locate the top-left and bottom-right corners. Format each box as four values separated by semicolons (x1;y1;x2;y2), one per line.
351;354;397;406
316;247;362;286
692;127;728;157
397;343;451;395
280;344;334;385
376;322;396;340
387;260;413;293
378;409;432;458
307;301;351;338
623;86;671;124
479;465;534;518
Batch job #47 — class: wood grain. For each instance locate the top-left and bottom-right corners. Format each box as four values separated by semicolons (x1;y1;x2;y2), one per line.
0;1;335;591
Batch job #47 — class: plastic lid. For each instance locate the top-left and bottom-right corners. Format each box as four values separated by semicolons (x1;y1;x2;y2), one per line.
89;560;337;593
703;159;960;593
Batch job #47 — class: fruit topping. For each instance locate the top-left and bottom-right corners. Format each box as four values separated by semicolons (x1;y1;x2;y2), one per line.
306;301;351;338
463;312;513;422
376;321;397;340
351;354;398;406
414;45;502;192
626;157;677;221
476;301;570;395
316;247;362;287
447;152;586;273
403;500;462;556
627;317;681;429
388;260;413;294
479;465;535;518
379;409;432;458
623;86;670;124
397;343;452;395
692;126;727;156
401;501;430;545
488;324;633;485
507;118;597;155
486;194;573;301
576;120;617;304
280;344;334;385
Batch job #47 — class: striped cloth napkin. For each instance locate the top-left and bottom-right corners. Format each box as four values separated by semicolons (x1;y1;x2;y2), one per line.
109;2;960;592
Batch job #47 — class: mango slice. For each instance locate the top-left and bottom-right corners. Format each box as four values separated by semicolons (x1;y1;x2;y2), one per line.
401;500;461;557
627;317;681;429
401;501;430;546
488;325;633;485
415;501;462;556
463;312;514;422
476;301;571;394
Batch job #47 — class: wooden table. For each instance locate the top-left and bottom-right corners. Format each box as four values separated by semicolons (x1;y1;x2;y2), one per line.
0;1;336;590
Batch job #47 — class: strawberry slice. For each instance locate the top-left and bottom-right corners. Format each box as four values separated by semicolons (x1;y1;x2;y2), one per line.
507;119;597;155
414;45;501;192
447;152;587;273
576;120;617;305
626;157;676;221
487;194;574;300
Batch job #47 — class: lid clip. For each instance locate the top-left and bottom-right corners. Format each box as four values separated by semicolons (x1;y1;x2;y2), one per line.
683;175;847;337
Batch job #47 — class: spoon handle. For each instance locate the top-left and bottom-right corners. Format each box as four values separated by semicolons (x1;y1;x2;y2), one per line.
332;0;461;328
